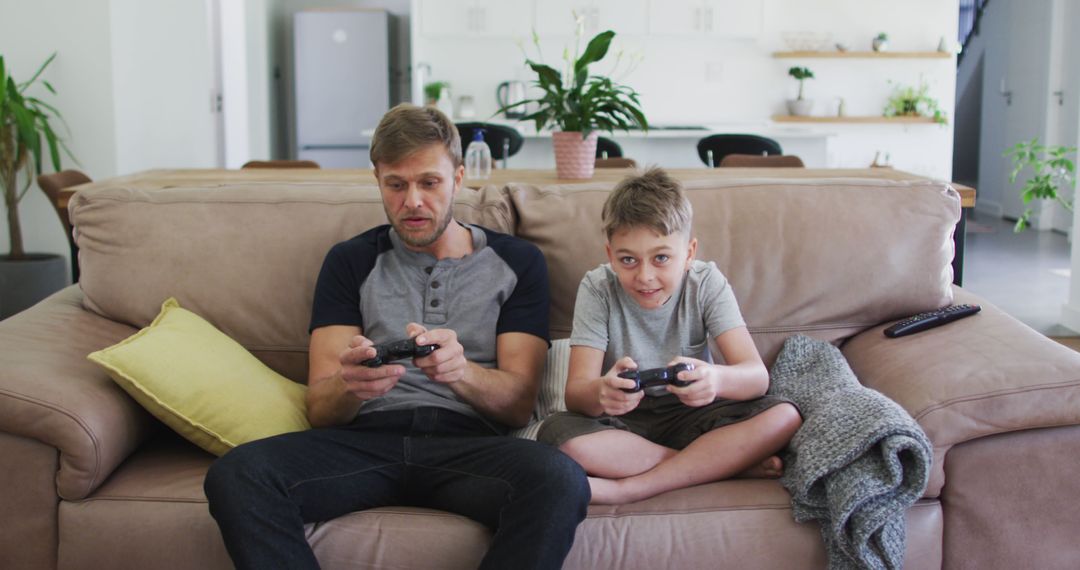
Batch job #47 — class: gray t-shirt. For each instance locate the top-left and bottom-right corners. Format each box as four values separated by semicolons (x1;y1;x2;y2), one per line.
310;223;550;432
570;260;745;396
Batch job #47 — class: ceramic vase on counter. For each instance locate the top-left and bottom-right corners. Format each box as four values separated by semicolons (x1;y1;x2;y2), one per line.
786;99;814;116
552;131;598;179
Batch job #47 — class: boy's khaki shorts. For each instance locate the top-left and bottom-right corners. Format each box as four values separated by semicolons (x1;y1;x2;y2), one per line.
537;393;797;451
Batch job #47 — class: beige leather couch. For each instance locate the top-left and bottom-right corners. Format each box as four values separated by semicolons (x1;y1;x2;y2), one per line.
3;177;1080;569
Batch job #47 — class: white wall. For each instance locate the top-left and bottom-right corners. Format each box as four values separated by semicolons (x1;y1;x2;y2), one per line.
0;0;223;270
109;0;219;174
412;0;958;179
0;0;118;266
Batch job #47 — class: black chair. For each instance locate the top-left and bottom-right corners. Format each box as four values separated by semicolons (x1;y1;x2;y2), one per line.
456;122;524;168
696;134;782;168
596;136;623;159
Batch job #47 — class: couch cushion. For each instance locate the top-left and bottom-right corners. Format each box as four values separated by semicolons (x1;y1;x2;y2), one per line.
506;178;959;362
88;298;310;456
63;433;943;569
69;182;513;382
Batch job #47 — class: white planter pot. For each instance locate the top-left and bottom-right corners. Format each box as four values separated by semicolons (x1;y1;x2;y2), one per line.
786;99;814;116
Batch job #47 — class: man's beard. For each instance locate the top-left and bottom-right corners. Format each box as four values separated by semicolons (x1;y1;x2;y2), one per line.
391;205;455;248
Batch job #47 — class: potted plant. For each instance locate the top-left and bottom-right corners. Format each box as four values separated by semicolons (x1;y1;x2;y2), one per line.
1;53;73;318
1004;137;1076;232
786;66;814;116
504;18;647;179
883;80;948;124
873;32;890;52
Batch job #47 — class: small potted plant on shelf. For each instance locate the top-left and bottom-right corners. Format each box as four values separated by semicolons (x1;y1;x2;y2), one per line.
1004;137;1076;232
1;52;75;318
882;80;948;124
872;32;890;52
786;66;815;116
503;15;647;179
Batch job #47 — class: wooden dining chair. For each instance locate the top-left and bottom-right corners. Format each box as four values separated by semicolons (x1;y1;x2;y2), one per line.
37;169;92;283
595;157;637;168
719;154;805;168
241;160;321;169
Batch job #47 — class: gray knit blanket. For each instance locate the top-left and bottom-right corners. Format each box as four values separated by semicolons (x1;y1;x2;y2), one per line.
767;335;932;570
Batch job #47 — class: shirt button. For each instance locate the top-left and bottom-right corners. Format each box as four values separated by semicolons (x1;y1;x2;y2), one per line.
430;299;440;308
431;281;441;289
424;267;433;274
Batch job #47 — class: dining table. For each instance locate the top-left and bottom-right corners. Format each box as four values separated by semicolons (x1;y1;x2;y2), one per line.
61;166;975;284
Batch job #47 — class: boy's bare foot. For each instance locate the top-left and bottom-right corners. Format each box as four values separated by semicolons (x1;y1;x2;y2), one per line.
736;456;784;479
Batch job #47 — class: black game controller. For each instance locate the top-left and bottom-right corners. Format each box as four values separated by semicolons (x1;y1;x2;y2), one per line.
618;363;695;393
360;337;440;367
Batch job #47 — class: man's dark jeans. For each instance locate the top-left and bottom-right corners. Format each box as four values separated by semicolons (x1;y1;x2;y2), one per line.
204;407;590;569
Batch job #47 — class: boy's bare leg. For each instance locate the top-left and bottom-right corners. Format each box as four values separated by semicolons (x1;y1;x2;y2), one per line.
589;403;801;505
559;430;677;479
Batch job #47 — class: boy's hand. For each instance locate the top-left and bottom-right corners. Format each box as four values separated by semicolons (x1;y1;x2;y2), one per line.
598;356;643;416
407;322;467;384
667;357;723;407
339;334;406;401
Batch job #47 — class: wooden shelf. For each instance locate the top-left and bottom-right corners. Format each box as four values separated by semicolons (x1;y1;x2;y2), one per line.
772;115;940;124
773;51;952;59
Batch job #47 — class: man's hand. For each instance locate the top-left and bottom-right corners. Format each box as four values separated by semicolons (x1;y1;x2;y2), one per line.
338;334;407;401
406;323;468;384
666;356;722;407
598;356;644;416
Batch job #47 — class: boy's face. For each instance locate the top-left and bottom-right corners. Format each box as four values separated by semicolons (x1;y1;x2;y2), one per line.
606;225;698;309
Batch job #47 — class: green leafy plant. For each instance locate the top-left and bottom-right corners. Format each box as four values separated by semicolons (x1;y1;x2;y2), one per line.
2;53;72;259
788;66;814;100
876;32;889;41
883;80;947;124
423;81;449;104
1004;137;1076;232
504;17;647;137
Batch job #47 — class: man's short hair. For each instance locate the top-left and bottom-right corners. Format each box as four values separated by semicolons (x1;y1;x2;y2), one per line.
602;167;693;240
370;103;463;168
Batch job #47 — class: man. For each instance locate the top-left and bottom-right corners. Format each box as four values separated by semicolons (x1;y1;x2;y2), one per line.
204;104;590;569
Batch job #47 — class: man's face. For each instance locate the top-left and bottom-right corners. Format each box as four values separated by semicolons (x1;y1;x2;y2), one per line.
605;225;697;309
375;144;464;249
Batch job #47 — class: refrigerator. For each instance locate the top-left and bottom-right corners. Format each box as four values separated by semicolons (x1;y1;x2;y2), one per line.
293;10;390;168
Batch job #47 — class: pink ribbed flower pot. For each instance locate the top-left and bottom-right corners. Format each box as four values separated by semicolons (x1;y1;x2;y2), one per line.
552;131;598;179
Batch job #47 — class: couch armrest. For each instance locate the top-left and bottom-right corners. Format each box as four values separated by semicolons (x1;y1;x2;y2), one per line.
841;288;1080;497
0;286;158;500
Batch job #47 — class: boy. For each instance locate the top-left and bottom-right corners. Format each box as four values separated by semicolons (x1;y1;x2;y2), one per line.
538;168;802;505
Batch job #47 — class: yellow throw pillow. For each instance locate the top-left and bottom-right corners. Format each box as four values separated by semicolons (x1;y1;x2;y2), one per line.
88;297;310;456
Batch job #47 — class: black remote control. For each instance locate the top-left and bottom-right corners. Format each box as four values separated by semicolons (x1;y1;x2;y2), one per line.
361;338;440;367
618;363;695;393
884;304;981;338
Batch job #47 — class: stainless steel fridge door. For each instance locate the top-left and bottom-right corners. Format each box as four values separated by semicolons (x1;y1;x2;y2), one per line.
298;144;373;169
294;10;389;155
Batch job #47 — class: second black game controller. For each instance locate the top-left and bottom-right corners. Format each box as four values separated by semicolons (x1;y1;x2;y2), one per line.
618;363;695;393
360;337;440;367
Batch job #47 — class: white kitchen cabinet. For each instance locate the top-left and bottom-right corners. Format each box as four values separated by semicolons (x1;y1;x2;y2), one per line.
418;0;533;38
534;0;648;36
648;0;761;38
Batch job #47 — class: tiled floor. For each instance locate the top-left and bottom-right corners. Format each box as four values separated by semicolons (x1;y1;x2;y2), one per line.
961;214;1076;336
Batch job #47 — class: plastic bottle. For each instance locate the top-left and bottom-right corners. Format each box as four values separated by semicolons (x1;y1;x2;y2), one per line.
465;129;492;180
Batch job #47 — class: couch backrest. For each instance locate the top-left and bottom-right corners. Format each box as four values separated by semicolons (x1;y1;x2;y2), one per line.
71;176;959;376
69;182;513;382
509;178;960;362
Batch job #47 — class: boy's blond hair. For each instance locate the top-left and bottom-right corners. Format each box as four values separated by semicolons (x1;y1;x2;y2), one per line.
370;103;463;168
602;167;693;240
